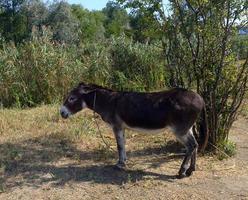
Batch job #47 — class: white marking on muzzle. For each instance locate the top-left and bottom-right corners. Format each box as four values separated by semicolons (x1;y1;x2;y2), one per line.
60;106;71;117
82;101;87;109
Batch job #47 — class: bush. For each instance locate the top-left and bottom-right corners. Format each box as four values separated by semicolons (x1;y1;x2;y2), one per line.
160;1;248;151
217;140;236;160
0;30;166;107
109;36;166;91
232;34;248;60
1;31;76;107
0;28;110;107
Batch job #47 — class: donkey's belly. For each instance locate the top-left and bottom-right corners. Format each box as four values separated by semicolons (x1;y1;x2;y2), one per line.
123;122;167;134
117;112;169;132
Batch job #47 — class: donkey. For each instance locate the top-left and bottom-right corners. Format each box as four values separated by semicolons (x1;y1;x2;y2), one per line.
60;82;208;178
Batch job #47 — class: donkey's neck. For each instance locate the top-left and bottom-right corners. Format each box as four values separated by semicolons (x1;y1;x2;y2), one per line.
84;90;117;116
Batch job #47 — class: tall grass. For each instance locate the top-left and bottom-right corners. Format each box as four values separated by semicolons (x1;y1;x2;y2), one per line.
0;30;166;108
0;31;109;107
109;37;166;91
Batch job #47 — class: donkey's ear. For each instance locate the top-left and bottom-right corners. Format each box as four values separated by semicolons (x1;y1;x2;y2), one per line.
78;84;95;94
79;82;86;87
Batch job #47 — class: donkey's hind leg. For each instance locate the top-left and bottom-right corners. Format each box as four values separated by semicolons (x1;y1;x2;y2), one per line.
176;128;198;178
185;147;197;176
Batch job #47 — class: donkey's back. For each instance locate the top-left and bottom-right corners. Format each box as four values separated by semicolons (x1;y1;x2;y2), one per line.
115;88;204;131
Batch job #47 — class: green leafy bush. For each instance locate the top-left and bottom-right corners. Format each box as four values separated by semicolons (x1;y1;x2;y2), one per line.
232;34;248;60
0;29;79;107
0;28;109;107
109;36;166;91
217;140;236;160
0;30;166;107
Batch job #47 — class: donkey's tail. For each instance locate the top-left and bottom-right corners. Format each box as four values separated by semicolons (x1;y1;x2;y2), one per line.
198;103;209;152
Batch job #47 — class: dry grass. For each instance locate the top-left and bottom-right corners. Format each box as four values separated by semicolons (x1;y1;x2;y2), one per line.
240;99;248;119
0;105;248;199
0;105;96;143
0;104;179;147
0;104;178;175
0;105;181;193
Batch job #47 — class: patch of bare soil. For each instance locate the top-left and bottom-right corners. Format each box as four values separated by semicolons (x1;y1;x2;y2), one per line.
0;117;248;200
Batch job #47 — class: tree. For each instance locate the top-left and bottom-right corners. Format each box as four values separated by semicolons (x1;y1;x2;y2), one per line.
0;0;28;43
71;4;105;42
47;1;80;44
22;0;48;35
232;33;248;60
129;9;162;43
118;0;248;152
102;1;130;37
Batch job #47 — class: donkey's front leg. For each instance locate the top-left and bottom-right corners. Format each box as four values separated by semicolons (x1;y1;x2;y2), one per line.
113;127;126;169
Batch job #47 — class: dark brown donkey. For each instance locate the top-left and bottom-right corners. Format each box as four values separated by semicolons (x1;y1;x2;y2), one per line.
60;82;208;178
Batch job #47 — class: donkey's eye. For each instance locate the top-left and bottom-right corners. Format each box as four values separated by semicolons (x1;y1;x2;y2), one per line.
69;96;77;102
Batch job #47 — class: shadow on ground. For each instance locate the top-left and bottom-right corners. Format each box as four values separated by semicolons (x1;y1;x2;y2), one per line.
0;133;182;190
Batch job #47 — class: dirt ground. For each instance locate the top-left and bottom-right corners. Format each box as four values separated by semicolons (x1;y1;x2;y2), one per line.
0;107;248;200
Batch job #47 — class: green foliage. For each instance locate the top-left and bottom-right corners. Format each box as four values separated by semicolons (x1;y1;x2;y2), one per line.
109;36;166;91
217;140;236;160
0;27;80;106
232;34;248;60
0;29;165;107
47;1;80;44
102;1;130;37
71;5;105;42
1;0;247;156
129;11;162;43
118;0;248;153
22;0;48;34
166;0;248;149
0;0;28;43
0;0;134;45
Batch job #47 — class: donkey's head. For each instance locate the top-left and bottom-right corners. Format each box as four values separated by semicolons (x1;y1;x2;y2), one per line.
60;82;95;119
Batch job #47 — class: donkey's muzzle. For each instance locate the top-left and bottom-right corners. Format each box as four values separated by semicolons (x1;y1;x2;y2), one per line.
61;110;69;119
60;106;71;119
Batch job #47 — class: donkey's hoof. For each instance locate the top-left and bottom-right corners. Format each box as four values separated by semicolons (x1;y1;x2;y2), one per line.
177;173;187;179
186;168;195;177
114;162;126;170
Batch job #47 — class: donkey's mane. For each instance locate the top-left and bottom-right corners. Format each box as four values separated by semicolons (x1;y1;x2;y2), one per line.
80;82;114;92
